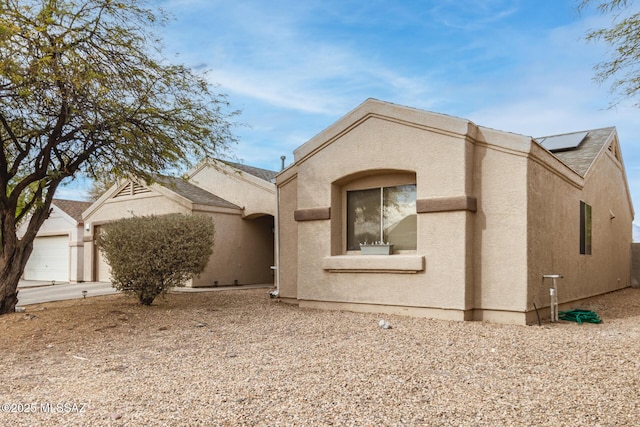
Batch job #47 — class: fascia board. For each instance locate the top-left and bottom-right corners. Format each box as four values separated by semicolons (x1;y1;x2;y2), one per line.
584;130;635;218
528;142;584;189
81;179;129;221
50;203;80;227
191;159;276;193
293;98;474;166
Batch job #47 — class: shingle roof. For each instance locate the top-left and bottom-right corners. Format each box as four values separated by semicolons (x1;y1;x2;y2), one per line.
52;199;93;222
536;127;615;177
156;176;241;210
221;160;278;182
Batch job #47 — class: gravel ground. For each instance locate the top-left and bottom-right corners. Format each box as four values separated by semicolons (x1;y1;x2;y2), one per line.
1;287;639;426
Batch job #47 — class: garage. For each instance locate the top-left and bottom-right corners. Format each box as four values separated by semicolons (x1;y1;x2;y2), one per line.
23;235;70;282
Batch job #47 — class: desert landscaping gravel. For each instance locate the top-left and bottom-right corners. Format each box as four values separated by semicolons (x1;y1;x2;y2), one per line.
1;287;639;426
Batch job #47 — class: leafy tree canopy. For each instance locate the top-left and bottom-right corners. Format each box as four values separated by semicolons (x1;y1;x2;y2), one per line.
0;0;237;314
580;0;640;105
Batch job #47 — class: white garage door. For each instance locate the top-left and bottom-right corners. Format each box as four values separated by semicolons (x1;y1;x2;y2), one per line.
23;235;69;282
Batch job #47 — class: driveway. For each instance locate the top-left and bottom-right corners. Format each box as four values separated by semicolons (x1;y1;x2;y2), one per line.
16;281;118;307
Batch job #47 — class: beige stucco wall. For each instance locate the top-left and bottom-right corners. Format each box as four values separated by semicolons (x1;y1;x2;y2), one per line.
579;146;633;293
83;184;274;286
192;211;274;286
527;137;633;321
470;128;531;322
189;161;276;218
277;99;634;325
276;169;299;300
279;101;482;318
526;145;583;318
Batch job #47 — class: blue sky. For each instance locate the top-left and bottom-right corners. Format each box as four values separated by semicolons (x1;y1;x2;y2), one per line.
59;1;640;223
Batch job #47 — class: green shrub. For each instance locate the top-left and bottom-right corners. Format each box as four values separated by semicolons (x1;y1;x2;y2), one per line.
98;213;215;305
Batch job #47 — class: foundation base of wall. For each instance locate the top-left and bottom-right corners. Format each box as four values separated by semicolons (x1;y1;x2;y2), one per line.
289;299;534;325
299;299;468;321
280;287;635;325
472;309;528;325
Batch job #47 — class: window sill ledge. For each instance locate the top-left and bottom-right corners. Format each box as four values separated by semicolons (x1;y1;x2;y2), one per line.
322;255;425;273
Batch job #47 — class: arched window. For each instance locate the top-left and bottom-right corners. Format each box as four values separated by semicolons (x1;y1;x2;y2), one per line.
334;171;416;254
346;184;416;250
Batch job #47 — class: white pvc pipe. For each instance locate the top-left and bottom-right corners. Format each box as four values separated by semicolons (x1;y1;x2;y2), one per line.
270;181;281;298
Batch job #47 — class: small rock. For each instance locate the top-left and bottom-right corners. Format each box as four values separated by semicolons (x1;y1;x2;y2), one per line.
195;323;206;328
379;319;392;329
15;306;25;313
110;412;122;420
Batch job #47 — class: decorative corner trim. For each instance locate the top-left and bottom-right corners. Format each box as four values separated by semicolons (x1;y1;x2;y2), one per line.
417;196;477;213
294;207;331;221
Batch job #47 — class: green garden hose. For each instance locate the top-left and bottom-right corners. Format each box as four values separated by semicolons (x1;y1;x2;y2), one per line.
558;309;602;324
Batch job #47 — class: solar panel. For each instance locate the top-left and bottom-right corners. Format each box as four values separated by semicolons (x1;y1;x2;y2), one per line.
537;131;588;152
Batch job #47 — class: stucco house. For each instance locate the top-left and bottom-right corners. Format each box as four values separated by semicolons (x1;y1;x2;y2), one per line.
275;99;634;325
21;199;92;283
82;159;277;286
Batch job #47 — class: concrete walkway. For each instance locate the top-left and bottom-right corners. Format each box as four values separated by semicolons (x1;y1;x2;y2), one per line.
17;281;118;307
15;280;273;307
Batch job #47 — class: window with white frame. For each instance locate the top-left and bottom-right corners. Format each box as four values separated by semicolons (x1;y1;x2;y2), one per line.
346;184;416;251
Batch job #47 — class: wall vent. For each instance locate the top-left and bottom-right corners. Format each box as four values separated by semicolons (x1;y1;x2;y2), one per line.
114;182;152;198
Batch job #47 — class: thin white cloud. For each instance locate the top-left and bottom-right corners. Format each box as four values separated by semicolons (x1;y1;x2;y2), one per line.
157;0;640;215
427;0;520;30
160;0;448;117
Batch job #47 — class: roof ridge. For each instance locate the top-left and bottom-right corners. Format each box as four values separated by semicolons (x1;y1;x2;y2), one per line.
536;126;615;140
219;160;278;181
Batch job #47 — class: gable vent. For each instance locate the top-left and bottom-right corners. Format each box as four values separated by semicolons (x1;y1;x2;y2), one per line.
132;182;151;195
608;141;622;163
114;182;151;198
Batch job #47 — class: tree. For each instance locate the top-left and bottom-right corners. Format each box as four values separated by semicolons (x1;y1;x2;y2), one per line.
98;213;215;305
0;0;237;314
580;0;640;105
86;173;116;202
